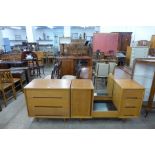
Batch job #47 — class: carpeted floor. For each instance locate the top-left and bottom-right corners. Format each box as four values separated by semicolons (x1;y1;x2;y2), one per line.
0;65;155;129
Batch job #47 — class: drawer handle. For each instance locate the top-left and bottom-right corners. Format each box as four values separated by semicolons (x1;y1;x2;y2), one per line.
126;97;138;99
125;107;136;109
35;106;62;108
33;97;62;99
125;106;136;108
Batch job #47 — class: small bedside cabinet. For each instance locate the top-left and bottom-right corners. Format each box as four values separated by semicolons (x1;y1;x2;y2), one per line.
71;79;94;118
113;79;145;118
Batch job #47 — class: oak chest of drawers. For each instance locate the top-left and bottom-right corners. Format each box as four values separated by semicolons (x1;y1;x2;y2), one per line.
113;79;145;118
24;79;71;118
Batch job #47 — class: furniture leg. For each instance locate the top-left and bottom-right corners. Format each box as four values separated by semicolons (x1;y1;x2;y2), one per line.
12;85;16;99
1;90;7;107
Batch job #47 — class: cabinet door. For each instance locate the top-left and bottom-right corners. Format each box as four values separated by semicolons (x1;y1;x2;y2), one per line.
71;89;92;118
61;59;74;76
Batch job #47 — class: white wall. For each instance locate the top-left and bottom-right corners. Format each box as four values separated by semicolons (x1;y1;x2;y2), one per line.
33;28;54;41
1;28;27;46
71;26;98;40
100;26;155;41
2;28;26;40
0;30;3;48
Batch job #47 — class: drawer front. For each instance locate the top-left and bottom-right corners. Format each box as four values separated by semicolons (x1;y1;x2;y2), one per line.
28;97;69;107
123;90;144;99
33;107;69;116
26;89;69;98
26;89;70;107
122;98;142;108
120;108;140;117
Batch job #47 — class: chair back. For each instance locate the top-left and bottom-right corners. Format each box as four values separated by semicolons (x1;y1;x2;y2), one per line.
109;62;117;74
96;63;109;77
0;69;13;83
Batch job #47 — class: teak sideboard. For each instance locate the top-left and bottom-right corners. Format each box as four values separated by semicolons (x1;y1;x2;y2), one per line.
24;79;145;119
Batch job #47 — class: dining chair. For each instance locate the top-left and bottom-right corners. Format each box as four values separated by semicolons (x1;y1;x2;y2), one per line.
0;70;16;107
109;62;117;74
0;69;23;106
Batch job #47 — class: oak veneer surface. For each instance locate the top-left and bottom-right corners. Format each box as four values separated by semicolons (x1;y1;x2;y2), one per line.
71;79;94;117
71;79;94;89
24;79;71;118
24;79;71;89
113;79;145;118
114;79;144;89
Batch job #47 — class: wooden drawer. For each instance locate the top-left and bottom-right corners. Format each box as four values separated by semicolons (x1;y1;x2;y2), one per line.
33;106;67;116
120;107;140;117
92;111;119;118
27;97;69;107
122;98;142;108
123;90;144;99
26;89;69;98
26;89;70;107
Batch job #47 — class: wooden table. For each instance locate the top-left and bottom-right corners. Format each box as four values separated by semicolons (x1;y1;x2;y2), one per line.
0;61;27;69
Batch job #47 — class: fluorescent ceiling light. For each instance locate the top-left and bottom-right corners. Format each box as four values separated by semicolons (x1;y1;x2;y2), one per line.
48;26;54;29
10;26;22;29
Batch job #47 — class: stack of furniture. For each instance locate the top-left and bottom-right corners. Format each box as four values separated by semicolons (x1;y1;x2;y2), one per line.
56;56;92;77
112;32;132;52
60;39;88;56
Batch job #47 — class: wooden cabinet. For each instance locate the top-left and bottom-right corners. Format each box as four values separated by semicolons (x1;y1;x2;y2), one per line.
24;79;71;118
71;79;94;118
150;35;155;48
59;56;92;76
61;59;74;75
126;46;149;68
113;79;144;118
24;79;145;119
113;32;132;52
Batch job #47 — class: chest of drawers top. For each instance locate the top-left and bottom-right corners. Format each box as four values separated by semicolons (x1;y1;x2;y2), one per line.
114;79;144;90
71;79;94;90
24;79;71;90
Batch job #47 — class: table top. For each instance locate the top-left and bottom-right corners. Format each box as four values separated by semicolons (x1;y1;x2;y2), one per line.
115;79;144;89
24;79;71;89
71;79;94;89
10;67;29;70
